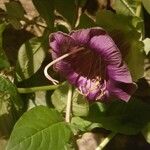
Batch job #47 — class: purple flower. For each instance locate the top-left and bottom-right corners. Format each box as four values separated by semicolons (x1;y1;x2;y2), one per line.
45;27;137;102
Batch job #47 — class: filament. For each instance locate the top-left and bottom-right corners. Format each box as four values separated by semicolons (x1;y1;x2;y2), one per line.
44;47;84;84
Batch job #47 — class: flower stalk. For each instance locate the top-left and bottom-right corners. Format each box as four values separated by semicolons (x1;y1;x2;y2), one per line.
65;84;73;123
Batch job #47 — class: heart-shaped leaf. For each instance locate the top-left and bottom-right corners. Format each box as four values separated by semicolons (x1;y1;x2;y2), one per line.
7;106;73;150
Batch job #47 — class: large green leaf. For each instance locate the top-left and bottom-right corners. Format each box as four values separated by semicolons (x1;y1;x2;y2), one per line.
51;82;89;117
142;0;150;14
0;76;23;137
32;0;54;29
7;106;73;150
96;10;144;81
84;98;150;135
15;37;46;82
0;23;10;69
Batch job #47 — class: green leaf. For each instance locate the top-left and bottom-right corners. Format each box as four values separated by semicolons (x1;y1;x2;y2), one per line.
15;37;46;82
32;0;54;29
71;117;102;133
0;23;10;69
96;10;144;81
5;1;25;29
112;0;137;16
0;76;23;137
0;76;23;110
55;0;76;26
124;37;144;81
142;122;150;144
142;0;150;14
51;82;89;117
84;98;150;135
77;14;96;28
143;38;150;55
71;117;92;132
5;1;25;19
7;106;73;150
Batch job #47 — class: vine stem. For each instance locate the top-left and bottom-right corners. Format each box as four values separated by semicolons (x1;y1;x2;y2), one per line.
17;85;59;94
95;132;117;150
65;84;73;123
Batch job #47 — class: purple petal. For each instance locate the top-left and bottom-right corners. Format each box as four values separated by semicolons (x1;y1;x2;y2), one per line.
49;28;136;102
49;32;76;58
57;60;103;100
89;34;132;83
107;79;137;101
70;27;106;45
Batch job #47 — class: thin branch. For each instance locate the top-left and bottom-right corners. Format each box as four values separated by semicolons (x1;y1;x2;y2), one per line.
17;85;59;94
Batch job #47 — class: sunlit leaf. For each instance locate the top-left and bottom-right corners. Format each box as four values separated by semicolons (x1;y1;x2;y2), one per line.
143;38;150;55
7;106;73;150
51;82;89;117
142;0;150;14
112;0;137;16
0;23;10;69
0;76;23;137
16;37;46;82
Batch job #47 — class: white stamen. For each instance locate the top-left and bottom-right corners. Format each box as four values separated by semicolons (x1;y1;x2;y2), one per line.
44;47;84;84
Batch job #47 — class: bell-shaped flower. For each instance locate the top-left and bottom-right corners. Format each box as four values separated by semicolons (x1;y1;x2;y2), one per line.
44;27;137;102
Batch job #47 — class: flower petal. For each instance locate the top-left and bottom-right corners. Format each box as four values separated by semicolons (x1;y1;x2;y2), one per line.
107;79;137;102
49;31;76;58
90;34;132;83
70;27;106;45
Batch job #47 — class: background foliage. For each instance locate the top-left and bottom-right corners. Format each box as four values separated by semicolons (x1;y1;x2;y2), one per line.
0;0;150;149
